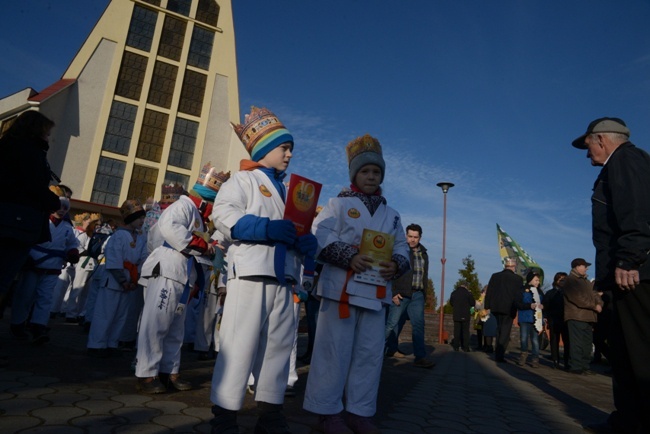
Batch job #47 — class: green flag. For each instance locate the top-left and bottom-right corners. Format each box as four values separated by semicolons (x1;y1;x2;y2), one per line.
497;223;544;284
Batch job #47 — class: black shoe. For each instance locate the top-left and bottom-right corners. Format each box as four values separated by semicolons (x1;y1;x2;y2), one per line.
29;324;49;345
582;421;616;434
159;372;192;391
583;369;597;376
87;348;110;358
255;403;289;434
463;348;471;352
118;340;136;352
197;350;216;361
284;385;296;397
552;361;560;369
65;317;79;324
10;324;29;340
136;377;167;394
496;357;508;363
211;405;239;434
486;345;494;353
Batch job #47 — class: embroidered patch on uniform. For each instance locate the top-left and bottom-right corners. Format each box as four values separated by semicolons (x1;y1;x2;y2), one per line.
259;185;272;197
194;219;200;229
158;288;169;310
348;208;360;218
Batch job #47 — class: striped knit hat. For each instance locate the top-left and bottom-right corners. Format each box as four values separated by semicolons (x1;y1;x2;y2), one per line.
233;106;294;162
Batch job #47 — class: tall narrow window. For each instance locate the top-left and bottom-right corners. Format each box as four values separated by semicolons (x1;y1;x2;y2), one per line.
141;0;161;5
147;61;178;109
102;101;137;155
167;0;191;16
91;157;126;206
128;164;159;204
196;0;220;27
164;171;190;190
168;118;198;169
126;5;158;52
188;26;214;70
136;110;169;162
115;52;148;101
178;70;206;117
158;15;186;61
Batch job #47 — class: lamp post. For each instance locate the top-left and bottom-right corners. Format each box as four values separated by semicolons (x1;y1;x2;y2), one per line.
436;182;454;345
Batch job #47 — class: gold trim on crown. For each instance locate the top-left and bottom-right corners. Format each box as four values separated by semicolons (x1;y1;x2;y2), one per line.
232;106;286;151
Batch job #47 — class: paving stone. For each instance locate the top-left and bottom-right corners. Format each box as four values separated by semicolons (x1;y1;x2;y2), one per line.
0;392;15;401
0;415;41;431
19;425;85;433
111;393;154;406
20;375;60;387
5;386;56;398
30;405;86;424
152;414;202;429
145;400;188;414
113;423;169;433
0;397;49;415
75;398;123;413
0;380;26;392
77;387;119;400
0;370;33;381
111;407;161;424
38;392;88;406
71;414;130;430
181;406;213;420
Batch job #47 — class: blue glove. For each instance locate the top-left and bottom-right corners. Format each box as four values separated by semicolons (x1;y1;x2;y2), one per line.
266;219;297;244
295;233;318;257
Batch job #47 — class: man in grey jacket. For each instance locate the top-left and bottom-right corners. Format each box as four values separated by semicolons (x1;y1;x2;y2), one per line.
384;224;434;368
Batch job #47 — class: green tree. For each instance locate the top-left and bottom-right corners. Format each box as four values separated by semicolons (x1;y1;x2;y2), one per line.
424;278;437;313
455;255;482;300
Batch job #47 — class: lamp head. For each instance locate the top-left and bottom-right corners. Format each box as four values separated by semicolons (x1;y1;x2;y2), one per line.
436;182;455;193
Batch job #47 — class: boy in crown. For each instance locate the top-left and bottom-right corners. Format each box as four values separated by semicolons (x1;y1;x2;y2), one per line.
135;165;229;393
303;135;410;434
209;107;317;433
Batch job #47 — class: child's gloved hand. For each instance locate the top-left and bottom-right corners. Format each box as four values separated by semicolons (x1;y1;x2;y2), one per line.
295;234;317;257
266;219;297;244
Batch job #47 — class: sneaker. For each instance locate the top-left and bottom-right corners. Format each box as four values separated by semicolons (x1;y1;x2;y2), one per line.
320;413;353;434
393;351;407;358
413;357;435;368
346;413;380;434
159;373;192;391
136;377;167;394
284;385;296;398
29;324;50;346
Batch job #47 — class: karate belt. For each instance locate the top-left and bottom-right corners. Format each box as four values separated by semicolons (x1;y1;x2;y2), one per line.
338;269;386;319
162;241;205;315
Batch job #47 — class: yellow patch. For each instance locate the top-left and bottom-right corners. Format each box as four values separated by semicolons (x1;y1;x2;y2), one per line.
259;185;272;197
347;208;360;218
291;180;316;212
194;219;200;229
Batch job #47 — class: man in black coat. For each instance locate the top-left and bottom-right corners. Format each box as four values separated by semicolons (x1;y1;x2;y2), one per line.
449;281;475;352
573;117;650;433
484;257;522;363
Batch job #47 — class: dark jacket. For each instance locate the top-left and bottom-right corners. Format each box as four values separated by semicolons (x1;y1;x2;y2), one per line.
484;268;522;317
543;286;564;321
450;286;475;321
516;285;545;324
563;269;602;323
0;135;60;245
392;243;428;298
592;141;650;289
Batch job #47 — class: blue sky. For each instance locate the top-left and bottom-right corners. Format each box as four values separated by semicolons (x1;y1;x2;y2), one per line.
2;1;650;300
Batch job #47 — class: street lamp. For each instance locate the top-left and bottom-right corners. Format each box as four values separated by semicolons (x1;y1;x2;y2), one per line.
436;182;454;345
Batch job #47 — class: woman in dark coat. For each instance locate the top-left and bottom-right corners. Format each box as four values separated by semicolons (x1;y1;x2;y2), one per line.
0;110;61;296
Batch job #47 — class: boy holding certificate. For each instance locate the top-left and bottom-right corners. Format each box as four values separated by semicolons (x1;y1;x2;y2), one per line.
304;134;410;434
209;107;317;434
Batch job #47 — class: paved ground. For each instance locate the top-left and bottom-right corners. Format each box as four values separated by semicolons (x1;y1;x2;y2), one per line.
0;315;614;433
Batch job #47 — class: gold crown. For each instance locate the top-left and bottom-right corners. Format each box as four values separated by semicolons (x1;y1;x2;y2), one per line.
119;199;144;220
73;212;90;225
346;134;382;164
50;185;65;197
89;213;102;222
161;183;185;204
197;162;231;193
232;107;283;147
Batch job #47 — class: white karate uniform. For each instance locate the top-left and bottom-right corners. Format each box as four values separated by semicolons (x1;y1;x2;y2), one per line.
209;170;302;410
11;219;78;327
303;195;409;417
64;230;96;319
87;228;147;349
136;195;210;377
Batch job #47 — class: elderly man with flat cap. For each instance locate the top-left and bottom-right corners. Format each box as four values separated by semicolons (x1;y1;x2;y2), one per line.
573;117;650;434
484;257;522;363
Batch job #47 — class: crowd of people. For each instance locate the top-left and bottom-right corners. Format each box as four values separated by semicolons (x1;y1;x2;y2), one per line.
2;110;649;434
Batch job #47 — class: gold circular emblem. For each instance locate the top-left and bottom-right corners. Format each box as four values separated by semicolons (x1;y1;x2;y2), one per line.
347;208;360;218
259;185;272;197
292;180;316;212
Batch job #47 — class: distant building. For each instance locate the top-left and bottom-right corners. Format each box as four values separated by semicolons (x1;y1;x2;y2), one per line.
0;0;245;216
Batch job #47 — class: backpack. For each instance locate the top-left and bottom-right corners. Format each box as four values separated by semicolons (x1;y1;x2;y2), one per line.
87;232;110;259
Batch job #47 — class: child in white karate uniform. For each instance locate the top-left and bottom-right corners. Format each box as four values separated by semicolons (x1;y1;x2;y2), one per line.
303;135;410;434
87;200;147;358
209;107;317;434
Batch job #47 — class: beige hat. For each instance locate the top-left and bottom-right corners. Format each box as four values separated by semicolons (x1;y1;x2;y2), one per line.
572;117;630;149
